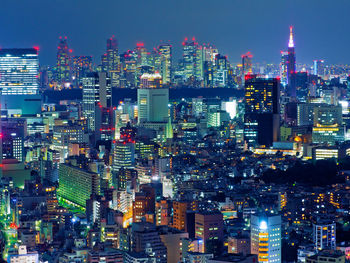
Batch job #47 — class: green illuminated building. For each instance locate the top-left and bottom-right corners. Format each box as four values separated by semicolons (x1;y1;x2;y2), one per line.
58;162;100;209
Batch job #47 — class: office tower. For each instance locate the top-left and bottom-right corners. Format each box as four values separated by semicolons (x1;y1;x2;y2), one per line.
183;37;202;80
312;105;344;145
0;48;39;95
195;212;224;253
173;201;198;232
137;74;169;124
106;36;121;88
112;139;135;175
135;42;149;66
82;72;111;132
287;26;296;98
242;52;253;76
56;37;72;85
280;51;289;87
72;56;92;84
58;160;100;209
250;214;281;263
244;75;280;147
1;118;26;162
158;43;172;84
133;185;156;223
213;54;229;87
313;60;325;77
313;221;336;250
53;123;88;162
120;50;137;88
140;73;162;89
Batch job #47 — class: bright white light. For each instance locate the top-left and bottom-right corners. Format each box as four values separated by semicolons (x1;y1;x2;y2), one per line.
224;100;237;119
259;221;268;230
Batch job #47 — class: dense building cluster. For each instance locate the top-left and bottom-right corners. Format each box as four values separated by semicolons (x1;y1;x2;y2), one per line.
1;28;350;263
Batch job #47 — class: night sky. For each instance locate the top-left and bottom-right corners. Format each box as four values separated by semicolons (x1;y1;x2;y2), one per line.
1;0;349;65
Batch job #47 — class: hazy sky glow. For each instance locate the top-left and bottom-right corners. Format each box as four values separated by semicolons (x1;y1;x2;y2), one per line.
1;0;349;65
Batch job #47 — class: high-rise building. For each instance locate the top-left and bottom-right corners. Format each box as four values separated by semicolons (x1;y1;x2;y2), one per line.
182;38;203;81
82;72;111;132
58;161;100;209
106;36;120;88
112;139;135;175
195;212;224;253
137;75;169;124
0;48;39;95
313;60;325;77
1;118;26;162
56;37;72;86
72;55;92;84
135;42;149;67
158;44;172;84
313;220;336;251
250;214;281;263
280;51;289;87
242;52;253;76
312;105;344;145
140;73;162;89
286;26;296;98
244;76;280;147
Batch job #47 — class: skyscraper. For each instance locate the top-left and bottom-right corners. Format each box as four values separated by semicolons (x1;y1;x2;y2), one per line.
82;72;111;132
286;26;296;98
182;37;203;81
158;43;172;84
280;51;289;87
244;75;280;147
56;37;72;86
106;36;120;88
250;214;281;263
0;48;39;95
72;55;92;84
242;52;253;76
137;73;169;124
313;60;325;77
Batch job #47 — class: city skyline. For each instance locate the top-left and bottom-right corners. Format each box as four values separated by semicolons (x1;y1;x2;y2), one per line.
1;0;350;65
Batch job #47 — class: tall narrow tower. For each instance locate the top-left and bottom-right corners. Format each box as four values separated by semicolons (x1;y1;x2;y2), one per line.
56;37;72;86
287;26;296;98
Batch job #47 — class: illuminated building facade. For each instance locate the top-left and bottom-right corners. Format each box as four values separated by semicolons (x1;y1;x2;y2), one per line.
82;72;111;132
56;37;72;85
313;60;325;77
250;214;281;263
244;76;280;147
194;212;224;253
112;139;135;175
313;221;336;250
182;38;203;81
286;26;296;98
280;51;288;87
58;162;100;209
312;105;344;145
137;80;169;124
106;36;120;88
0;48;39;95
158;44;172;84
242;52;253;76
72;55;92;84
